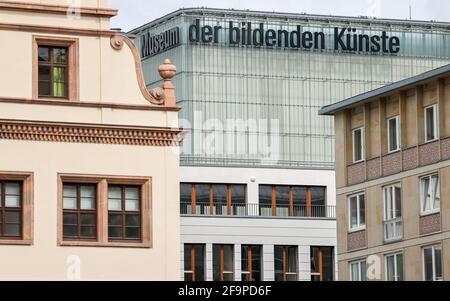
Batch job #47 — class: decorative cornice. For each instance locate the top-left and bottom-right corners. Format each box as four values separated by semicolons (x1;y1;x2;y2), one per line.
0;97;181;112
0;22;115;37
0;1;118;18
0;120;185;147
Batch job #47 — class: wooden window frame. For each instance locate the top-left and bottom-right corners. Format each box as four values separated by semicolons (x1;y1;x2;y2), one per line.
268;185;323;217
241;245;262;281
33;35;79;101
57;174;152;248
281;246;298;282
310;246;334;281
62;183;97;241
214;244;234;281
184;244;205;281
0;172;33;246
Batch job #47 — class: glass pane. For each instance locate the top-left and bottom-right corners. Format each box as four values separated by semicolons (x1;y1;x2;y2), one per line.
435;247;442;280
195;184;210;204
63;225;77;237
80;226;96;237
424;248;433;281
63;213;77;225
63;185;77;209
80;214;95;226
184;273;193;281
386;255;396;281
180;184;192;203
395;187;402;218
5;195;20;208
351;263;360;281
397;254;404;281
350;197;358;228
125;227;140;239
223;273;234;281
108;187;122;211
5;224;20;236
241;273;251;281
38;66;51;81
359;195;366;226
231;185;246;204
274;246;284;280
286;246;297;273
286;274;297;281
322;247;334;281
421;177;431;212
5;212;20;223
426;107;435;141
184;245;193;271
38;81;51;96
353;129;362;161
80;186;96;210
38;47;49;61
53;48;67;64
194;245;205;281
125;215;140;226
212;184;227;206
223;245;234;271
259;185;272;206
53;67;66;82
432;175;440;210
108;214;122;226
276;186;290;205
53;82;66;97
213;245;221;281
108;226;122;239
5;183;20;195
292;186;307;205
389;118;398;151
241;245;249;271
361;262;367;281
125;187;140;211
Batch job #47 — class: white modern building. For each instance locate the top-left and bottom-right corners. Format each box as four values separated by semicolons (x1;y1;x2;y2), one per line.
130;8;450;281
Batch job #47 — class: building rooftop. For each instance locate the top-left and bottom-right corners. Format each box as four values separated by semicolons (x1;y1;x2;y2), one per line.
129;7;450;34
319;63;450;116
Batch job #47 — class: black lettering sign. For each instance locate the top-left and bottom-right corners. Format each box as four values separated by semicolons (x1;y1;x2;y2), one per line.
141;27;180;59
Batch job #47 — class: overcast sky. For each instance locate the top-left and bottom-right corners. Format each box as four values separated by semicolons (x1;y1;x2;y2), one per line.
110;0;450;32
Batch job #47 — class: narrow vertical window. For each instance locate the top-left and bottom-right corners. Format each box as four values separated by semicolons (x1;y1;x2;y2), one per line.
423;245;442;281
424;105;438;142
38;46;68;98
383;185;403;241
386;253;403;281
62;184;97;240
350;259;367;281
310;246;334;281
274;246;298;281
213;244;234;281
348;193;365;231
420;174;440;215
0;182;22;238
241;245;262;281
184;244;205;281
352;127;365;163
108;186;141;241
388;116;400;152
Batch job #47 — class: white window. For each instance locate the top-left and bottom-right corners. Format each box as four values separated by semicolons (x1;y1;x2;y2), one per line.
350;260;367;281
424;105;439;142
420;174;440;215
348;193;365;231
387;116;400;152
385;253;403;281
423;245;442;281
352;127;365;163
383;185;402;241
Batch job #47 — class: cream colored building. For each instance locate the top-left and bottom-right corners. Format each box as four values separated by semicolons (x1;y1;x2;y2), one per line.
320;65;450;281
0;0;183;280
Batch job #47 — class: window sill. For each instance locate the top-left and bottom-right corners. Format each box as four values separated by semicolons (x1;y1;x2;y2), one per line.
0;239;33;246
387;149;401;155
420;210;440;217
423;138;439;145
59;240;151;249
348;227;366;234
352;160;365;165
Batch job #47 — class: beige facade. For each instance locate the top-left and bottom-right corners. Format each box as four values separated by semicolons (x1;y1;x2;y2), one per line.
321;66;450;281
0;0;183;280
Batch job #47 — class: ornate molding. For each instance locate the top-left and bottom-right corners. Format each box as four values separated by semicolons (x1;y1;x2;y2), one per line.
0;120;185;147
0;22;115;37
0;1;118;18
110;34;177;107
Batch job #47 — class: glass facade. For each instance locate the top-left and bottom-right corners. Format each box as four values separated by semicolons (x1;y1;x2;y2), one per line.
134;9;450;169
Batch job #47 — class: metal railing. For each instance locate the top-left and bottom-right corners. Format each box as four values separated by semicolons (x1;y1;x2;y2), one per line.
180;202;336;218
384;217;403;241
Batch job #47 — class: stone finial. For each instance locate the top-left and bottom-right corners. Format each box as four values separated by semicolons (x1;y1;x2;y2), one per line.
158;59;177;107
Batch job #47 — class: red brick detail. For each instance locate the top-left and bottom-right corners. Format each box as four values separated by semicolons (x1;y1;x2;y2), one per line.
402;147;418;171
348;230;367;251
367;157;381;180
419;141;440;166
382;152;402;176
347;162;366;186
441;137;450;161
420;213;441;236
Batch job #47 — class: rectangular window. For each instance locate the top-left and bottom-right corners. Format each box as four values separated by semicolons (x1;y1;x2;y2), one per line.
0;182;22;239
383;185;402;241
420;174;440;215
241;245;262;281
423;245;442;281
62;184;97;240
348;193;365;231
58;175;151;248
385;253;403;281
424;105;439;142
184;244;205;281
213;244;234;281
274;246;298;281
387;116;400;152
180;183;246;216
310;246;334;281
350;259;367;281
352;127;365;163
108;185;141;242
259;185;327;218
38;46;68;98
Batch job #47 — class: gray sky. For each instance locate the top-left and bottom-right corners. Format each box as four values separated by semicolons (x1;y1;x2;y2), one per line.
110;0;450;32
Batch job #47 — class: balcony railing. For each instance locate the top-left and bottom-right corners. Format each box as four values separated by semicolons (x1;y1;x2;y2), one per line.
384;217;403;241
180;202;336;218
